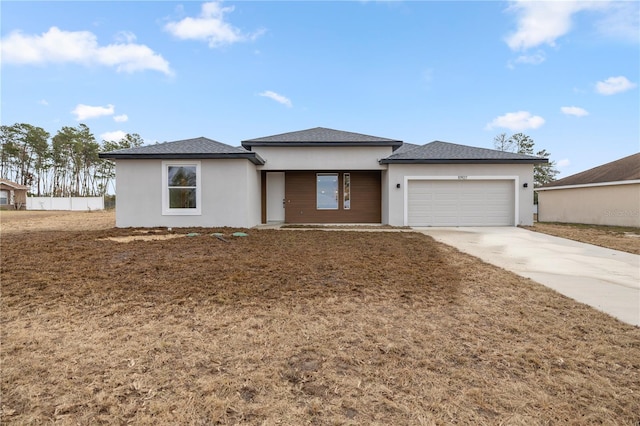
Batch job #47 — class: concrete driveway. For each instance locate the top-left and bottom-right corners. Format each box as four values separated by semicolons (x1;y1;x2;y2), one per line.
415;227;640;327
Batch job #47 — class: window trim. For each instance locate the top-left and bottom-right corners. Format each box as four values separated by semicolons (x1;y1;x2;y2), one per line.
162;161;202;216
0;190;8;205
343;173;350;210
316;173;339;210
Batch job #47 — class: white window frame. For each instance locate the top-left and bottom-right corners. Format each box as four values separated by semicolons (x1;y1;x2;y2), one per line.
0;190;8;205
316;173;339;210
162;161;202;216
343;173;351;210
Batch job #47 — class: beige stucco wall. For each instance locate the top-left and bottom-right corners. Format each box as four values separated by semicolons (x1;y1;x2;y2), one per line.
253;146;393;170
537;183;640;227
113;153;538;228
115;159;261;228
381;167;390;225
385;163;535;226
0;184;27;209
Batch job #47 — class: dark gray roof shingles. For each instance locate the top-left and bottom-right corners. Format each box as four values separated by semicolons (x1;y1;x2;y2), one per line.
541;152;640;188
242;127;403;148
393;142;421;155
99;133;549;165
380;141;548;163
99;137;264;164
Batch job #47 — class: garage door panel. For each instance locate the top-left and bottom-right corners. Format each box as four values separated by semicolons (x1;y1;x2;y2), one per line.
408;180;514;226
460;198;487;207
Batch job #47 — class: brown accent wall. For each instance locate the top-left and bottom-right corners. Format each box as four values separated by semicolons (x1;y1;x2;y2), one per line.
285;171;381;223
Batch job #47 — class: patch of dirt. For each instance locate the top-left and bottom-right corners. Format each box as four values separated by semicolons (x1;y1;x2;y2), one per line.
1;223;639;425
0;209;115;234
101;234;185;243
523;222;640;254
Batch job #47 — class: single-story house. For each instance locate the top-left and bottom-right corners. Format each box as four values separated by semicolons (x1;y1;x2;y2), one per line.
99;127;546;228
536;153;640;227
0;178;28;210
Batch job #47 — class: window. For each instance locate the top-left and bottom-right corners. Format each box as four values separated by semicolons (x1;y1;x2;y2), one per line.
343;173;350;210
162;161;201;215
0;190;8;205
316;173;338;209
168;166;196;208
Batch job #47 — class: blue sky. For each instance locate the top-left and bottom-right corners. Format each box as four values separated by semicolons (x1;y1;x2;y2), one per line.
1;0;638;178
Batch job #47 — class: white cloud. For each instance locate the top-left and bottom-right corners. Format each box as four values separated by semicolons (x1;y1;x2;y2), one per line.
517;52;546;65
594;2;640;43
557;159;571;168
485;111;545;131
0;26;172;75
114;31;137;44
38;99;49;106
96;43;171;74
504;1;626;51
505;1;639;52
113;114;129;123
595;76;637;95
164;1;265;48
508;51;546;69
72;104;114;121
505;1;592;51
259;90;292;108
100;130;127;142
561;106;589;117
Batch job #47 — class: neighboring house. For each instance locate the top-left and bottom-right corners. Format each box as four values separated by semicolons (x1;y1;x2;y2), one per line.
536;153;640;227
99;127;546;228
0;179;28;210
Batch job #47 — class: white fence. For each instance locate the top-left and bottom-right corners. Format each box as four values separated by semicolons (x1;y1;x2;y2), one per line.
27;196;104;211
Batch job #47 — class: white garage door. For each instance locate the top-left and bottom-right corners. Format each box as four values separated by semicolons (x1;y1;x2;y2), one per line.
408;180;515;226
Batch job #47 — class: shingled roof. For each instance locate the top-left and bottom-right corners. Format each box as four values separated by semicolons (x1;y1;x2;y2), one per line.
99;137;265;165
540;153;640;188
392;142;421;155
380;141;548;164
241;127;403;149
0;178;29;190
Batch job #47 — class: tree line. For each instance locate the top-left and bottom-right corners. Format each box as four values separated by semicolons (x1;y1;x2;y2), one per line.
0;123;142;197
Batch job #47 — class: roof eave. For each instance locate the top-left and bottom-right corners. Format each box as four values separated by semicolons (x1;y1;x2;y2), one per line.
379;158;548;164
536;179;640;191
98;152;265;165
241;141;403;149
0;181;29;190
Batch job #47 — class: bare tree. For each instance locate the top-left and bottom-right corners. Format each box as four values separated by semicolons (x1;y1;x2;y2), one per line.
493;133;513;152
494;132;558;188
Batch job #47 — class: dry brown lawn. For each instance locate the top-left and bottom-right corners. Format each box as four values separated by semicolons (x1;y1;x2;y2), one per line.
524;222;640;255
1;212;640;425
0;209;115;234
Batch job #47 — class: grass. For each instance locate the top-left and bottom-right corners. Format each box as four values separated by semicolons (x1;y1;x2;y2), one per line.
534;221;640;234
1;225;639;425
523;221;640;254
